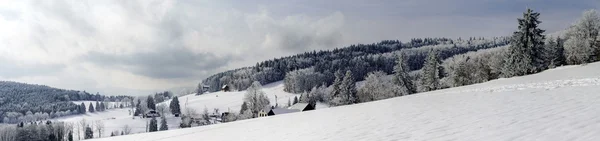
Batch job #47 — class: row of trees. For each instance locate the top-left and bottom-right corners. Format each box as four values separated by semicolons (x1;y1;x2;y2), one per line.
0;81;133;123
0;121;74;141
202;36;510;93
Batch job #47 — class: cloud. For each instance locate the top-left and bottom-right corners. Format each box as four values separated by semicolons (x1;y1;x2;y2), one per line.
0;57;65;79
83;47;233;79
0;0;595;96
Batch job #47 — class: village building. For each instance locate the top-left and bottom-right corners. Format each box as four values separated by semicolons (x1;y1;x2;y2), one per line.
267;108;300;116
221;85;231;92
288;103;316;112
258;106;271;117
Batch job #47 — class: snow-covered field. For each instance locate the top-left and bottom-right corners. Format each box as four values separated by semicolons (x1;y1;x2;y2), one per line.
165;81;300;114
54;81;302;139
88;62;600;141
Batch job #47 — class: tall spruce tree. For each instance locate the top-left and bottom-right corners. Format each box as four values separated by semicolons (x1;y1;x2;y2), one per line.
419;49;441;92
329;70;344;102
95;101;100;112
331;70;358;106
392;53;415;95
341;70;358;104
84;127;93;139
503;8;546;77
79;103;86;114
147;96;156;110
544;36;565;68
149;117;158;132
159;116;168;131
169;96;181;115
88;104;95;113
68;131;73;141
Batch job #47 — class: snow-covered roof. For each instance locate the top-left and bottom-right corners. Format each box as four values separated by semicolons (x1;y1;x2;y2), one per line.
288;103;309;111
261;106;272;113
269;108;299;115
222;85;228;89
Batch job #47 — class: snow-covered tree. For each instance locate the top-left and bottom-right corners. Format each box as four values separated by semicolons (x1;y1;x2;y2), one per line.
503;8;546;77
95;120;104;138
84;126;93;139
419;49;441;92
331;70;358;106
149;117;158;132
565;9;600;64
68;131;73;141
95;101;100;112
544;36;566;68
329;70;344;103
357;71;401;102
242;81;270;117
160;116;168;131
393;53;415;95
88;104;95;113
169;96;181;115
147;96;156;110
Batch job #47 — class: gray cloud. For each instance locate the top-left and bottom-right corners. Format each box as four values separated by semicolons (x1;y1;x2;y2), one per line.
83;47;233;79
0;57;65;79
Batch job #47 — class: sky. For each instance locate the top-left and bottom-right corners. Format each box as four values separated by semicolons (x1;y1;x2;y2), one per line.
0;0;598;96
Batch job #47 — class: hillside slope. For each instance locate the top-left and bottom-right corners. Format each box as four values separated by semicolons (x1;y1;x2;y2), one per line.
91;62;600;141
55;81;306;138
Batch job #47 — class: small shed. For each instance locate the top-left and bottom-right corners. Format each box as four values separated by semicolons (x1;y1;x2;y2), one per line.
221;85;231;92
288;103;315;112
267;108;300;116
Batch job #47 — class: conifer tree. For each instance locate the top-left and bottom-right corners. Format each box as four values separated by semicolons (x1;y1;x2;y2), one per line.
149;117;158;132
503;8;546;77
84;127;93;139
393;53;415;95
169;96;181;115
88;104;95;113
420;49;441;92
159;117;168;131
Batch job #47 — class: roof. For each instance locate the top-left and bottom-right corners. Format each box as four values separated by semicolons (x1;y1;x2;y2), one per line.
269;108;300;115
288;103;309;111
261;106;272;113
222;85;228;89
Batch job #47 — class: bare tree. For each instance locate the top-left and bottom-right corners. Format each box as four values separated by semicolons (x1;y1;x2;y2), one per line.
122;125;132;135
95;120;105;138
78;118;87;140
156;104;167;116
0;126;17;141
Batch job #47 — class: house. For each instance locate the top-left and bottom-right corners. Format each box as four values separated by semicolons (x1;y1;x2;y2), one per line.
268;108;300;116
258;106;271;117
221;85;230;92
143;110;160;118
288;103;315;112
202;85;210;92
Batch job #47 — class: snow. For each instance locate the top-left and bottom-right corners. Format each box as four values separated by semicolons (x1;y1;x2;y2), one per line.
165;81;298;114
89;62;600;141
54;81;301;139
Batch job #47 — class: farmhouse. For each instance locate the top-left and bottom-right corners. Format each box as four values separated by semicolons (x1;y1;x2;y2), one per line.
288;103;315;112
267;108;300;116
221;85;231;92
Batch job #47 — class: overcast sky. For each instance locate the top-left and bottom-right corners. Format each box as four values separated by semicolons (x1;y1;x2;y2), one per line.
0;0;598;96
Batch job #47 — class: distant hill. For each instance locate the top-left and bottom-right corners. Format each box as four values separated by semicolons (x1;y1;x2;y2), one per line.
201;37;511;92
0;81;131;123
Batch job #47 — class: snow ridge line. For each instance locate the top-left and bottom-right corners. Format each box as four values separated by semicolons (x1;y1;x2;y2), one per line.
444;77;600;94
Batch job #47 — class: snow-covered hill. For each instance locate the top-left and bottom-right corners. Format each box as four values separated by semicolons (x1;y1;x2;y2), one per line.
89;62;600;141
166;81;300;114
55;81;304;138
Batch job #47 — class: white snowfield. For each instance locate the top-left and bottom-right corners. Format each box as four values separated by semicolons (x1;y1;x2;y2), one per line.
56;81;302;138
88;62;600;141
